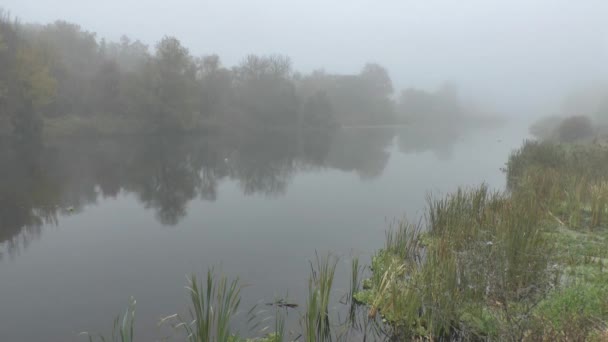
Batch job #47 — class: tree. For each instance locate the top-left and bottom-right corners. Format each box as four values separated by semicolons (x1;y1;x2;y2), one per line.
12;47;55;143
149;36;199;131
0;13;20;135
197;55;233;118
301;90;333;127
360;63;393;99
396;83;464;123
105;35;150;72
398;88;434;118
89;60;123;114
0;14;56;141
233;54;299;126
19;21;100;118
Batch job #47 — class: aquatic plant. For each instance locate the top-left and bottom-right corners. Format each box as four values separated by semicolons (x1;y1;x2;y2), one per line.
163;269;242;342
304;253;338;342
357;182;557;340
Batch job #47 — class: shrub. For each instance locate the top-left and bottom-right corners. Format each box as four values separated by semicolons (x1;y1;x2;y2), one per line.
557;116;594;142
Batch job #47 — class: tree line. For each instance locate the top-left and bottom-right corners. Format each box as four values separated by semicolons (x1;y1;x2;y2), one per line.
0;10;469;140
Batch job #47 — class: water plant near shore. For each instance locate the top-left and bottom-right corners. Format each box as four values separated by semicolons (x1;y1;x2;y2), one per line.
356;183;556;340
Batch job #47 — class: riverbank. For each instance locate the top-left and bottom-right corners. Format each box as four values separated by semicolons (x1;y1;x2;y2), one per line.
356;139;608;341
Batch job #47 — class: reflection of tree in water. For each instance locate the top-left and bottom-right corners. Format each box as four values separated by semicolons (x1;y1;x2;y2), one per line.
0;145;61;259
191;136;231;201
1;124;461;256
325;127;395;179
298;129;334;167
125;137;201;225
228;130;298;197
397;123;464;160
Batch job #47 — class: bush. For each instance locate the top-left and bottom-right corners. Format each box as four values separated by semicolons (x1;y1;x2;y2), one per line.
557;116;594;142
529;115;563;140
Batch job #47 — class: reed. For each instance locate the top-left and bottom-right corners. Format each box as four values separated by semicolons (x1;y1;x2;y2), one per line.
304;253;338;342
163;269;242;342
590;181;608;228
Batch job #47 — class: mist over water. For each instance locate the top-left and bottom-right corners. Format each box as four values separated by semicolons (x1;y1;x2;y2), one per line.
0;1;607;341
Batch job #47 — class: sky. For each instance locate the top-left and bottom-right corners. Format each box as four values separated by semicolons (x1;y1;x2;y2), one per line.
4;0;608;116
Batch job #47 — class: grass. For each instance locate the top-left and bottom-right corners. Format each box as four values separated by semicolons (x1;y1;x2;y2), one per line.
304;253;338;342
355;139;608;340
160;269;242;342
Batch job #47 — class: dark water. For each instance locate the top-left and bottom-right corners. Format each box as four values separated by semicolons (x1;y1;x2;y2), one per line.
0;122;527;341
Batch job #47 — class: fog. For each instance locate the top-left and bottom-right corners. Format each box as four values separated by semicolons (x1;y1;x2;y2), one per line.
5;0;608;116
4;2;608;341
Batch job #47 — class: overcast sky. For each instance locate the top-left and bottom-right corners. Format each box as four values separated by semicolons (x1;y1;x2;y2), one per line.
4;0;608;116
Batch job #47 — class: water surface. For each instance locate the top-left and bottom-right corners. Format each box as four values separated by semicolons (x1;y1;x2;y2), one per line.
0;122;527;341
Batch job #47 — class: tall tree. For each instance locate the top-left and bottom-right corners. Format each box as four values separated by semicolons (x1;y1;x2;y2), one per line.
233;54;299;126
149;36;199;131
197;54;233;119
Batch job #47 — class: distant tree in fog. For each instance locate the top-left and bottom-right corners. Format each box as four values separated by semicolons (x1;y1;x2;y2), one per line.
0;13;56;142
301;90;334;127
0;12;461;139
196;54;233;119
148;36;199;130
233;54;299;126
360;63;393;99
396;82;463;123
105;35;150;72
295;65;395;125
90;60;123;114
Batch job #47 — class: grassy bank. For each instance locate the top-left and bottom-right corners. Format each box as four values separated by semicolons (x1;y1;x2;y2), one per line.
356;139;608;341
84;139;608;341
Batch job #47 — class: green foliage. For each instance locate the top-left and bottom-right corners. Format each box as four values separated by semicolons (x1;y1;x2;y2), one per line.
507;140;608;228
590;182;608;228
0;15;57;141
0;13;413;140
503;139;608;340
304;253;338;342
168;270;242;342
148;36;200;131
505;139;566;190
530;280;608;340
356;141;608;340
81;252;356;342
15;46;56;108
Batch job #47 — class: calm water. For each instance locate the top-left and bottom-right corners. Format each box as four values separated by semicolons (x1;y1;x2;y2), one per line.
0;122;527;341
